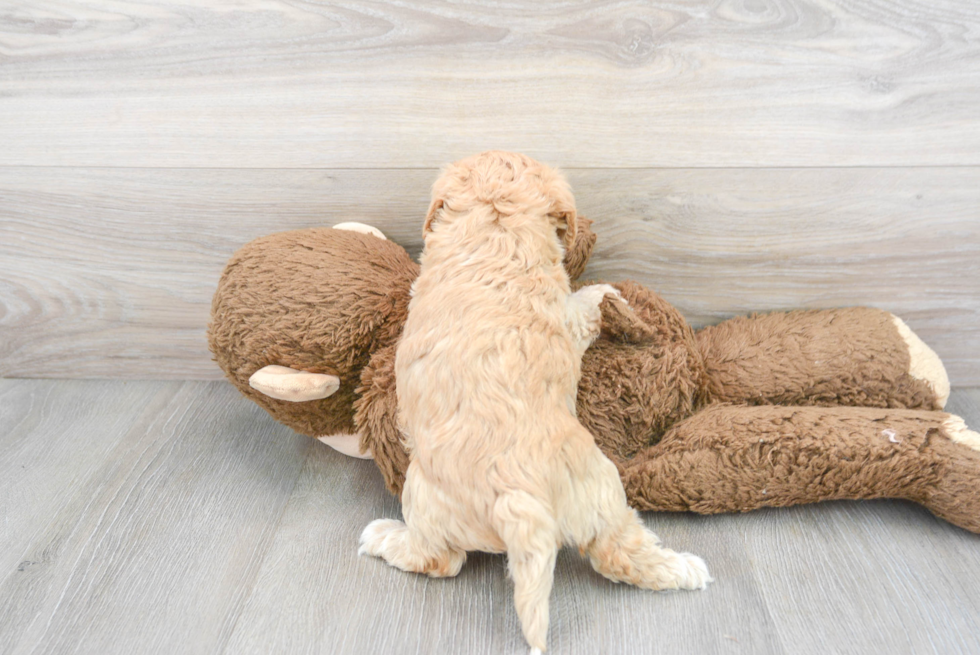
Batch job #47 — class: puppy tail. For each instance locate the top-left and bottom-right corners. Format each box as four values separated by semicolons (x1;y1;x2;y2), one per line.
493;492;560;652
563;444;712;591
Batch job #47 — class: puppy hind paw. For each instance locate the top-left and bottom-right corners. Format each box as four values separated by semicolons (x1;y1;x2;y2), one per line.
636;550;711;592
358;518;405;557
675;552;713;590
359;519;465;577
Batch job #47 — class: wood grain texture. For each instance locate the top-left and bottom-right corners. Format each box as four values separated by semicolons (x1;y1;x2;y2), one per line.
1;166;977;383
1;380;979;654
0;379;311;655
744;500;980;654
946;388;980;428
2;1;980;168
0;379;160;578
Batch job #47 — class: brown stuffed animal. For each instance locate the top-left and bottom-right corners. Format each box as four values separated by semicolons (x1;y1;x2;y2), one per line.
209;221;980;534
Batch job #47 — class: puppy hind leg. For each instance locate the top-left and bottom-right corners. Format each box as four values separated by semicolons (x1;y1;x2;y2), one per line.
359;519;466;578
358;522;464;578
586;513;711;591
493;492;561;653
360;464;465;578
569;448;711;591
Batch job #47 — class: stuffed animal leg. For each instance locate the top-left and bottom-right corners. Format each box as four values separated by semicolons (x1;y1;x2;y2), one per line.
616;404;980;533
696;308;950;410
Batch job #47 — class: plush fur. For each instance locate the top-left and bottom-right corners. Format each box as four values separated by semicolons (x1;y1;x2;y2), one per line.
209;228;417;438
620;405;980;533
207;160;980;536
357;152;709;652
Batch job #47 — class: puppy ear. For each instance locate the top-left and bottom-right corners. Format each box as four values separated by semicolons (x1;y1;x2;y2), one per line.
423;197;443;235
563;215;596;281
554;207;578;251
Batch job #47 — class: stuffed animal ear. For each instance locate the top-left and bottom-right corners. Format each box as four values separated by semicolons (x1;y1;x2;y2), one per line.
248;365;340;402
332;222;387;240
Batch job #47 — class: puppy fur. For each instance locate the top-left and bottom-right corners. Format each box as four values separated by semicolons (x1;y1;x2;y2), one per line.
360;151;710;652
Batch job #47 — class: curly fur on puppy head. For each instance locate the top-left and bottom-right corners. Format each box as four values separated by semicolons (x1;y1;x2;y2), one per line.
423;151;578;251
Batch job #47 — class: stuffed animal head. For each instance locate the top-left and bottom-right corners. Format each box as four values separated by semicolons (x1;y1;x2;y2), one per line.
208;227;419;439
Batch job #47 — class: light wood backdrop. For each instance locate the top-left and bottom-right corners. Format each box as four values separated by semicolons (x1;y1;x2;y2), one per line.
1;1;978;383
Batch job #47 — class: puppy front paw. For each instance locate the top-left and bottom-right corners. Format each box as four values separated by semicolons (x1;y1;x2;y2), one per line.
567;284;621;351
591;286;659;345
573;283;622;308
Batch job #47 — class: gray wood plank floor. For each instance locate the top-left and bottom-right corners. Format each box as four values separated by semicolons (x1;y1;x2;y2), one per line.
2;379;978;655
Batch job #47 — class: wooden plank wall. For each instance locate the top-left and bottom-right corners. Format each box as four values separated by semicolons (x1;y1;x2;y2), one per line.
1;1;978;383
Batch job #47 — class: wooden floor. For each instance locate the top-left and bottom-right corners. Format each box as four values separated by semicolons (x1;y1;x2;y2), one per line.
0;378;978;655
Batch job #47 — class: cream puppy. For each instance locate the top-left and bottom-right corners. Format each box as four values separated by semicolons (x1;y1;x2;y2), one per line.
360;151;710;653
